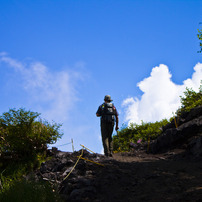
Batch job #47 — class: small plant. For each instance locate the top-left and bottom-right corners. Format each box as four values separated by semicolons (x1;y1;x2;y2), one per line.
0;179;63;202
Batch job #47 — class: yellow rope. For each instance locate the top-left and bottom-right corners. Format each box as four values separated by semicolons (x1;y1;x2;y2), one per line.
78;156;104;167
174;116;178;128
63;148;83;181
79;144;104;166
63;144;104;181
80;144;96;154
172;112;178;128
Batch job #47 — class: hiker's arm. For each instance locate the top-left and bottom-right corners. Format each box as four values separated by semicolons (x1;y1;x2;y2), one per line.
96;106;102;117
115;115;119;131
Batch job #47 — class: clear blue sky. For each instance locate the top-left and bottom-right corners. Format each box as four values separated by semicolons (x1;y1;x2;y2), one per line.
0;0;201;153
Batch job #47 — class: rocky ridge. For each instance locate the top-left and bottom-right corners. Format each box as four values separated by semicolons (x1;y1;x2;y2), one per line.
28;106;202;201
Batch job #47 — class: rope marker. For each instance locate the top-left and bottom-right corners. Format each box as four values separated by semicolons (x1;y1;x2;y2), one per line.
174;116;178;128
78;156;104;167
173;112;178;128
62;144;104;182
147;136;150;152
80;144;104;166
80;144;96;154
63;148;83;181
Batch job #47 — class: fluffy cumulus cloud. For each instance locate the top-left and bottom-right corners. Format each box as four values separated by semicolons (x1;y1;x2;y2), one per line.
0;53;83;122
122;63;202;125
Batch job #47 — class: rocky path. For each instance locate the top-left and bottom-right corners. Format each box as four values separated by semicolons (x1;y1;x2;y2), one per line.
43;149;201;202
85;151;202;202
33;106;202;201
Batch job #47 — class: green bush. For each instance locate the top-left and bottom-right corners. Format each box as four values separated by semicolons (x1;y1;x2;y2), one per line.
0;179;62;202
0;108;63;200
0;108;63;160
113;119;169;152
179;84;202;112
197;28;202;53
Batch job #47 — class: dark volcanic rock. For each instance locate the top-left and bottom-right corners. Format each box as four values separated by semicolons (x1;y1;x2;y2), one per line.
27;106;202;202
187;136;202;156
32;148;107;201
150;106;202;155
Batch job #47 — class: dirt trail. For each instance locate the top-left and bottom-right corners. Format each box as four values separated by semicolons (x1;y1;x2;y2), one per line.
91;150;202;202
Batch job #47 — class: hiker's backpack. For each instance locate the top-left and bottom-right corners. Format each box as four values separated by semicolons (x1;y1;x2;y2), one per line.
101;103;116;123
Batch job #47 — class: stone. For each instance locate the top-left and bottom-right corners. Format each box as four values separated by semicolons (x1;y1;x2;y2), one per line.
187;136;202;157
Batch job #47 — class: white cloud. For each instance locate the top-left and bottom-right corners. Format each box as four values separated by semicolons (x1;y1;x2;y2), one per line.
183;63;202;90
0;54;83;122
122;63;202;125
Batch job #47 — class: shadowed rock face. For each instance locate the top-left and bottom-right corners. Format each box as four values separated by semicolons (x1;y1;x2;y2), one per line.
26;148;108;201
149;106;202;154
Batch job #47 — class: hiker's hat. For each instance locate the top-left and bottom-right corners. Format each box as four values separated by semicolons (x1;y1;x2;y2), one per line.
104;95;113;102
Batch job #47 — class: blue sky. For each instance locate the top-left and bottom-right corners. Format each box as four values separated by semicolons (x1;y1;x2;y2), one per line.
0;0;202;153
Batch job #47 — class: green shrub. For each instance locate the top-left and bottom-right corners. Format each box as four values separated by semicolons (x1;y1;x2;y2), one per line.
197;28;202;53
113;119;169;152
0;108;63;160
179;84;202;112
0;179;62;202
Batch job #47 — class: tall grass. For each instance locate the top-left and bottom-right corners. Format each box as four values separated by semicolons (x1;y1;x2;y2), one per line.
0;179;62;202
0;155;63;202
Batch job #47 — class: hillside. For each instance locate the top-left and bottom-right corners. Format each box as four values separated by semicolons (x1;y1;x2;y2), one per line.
28;106;202;201
29;148;202;202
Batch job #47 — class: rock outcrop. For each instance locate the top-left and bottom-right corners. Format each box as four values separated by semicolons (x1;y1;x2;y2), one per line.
149;106;202;155
27;148;108;201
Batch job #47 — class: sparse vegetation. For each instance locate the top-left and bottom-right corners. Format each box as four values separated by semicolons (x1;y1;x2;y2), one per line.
0;179;62;202
113;119;169;152
113;83;202;152
197;26;202;53
179;84;202;113
0;108;63;161
0;83;201;200
0;108;63;201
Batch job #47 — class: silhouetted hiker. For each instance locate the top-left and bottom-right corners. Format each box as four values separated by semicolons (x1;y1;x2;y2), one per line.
96;95;119;157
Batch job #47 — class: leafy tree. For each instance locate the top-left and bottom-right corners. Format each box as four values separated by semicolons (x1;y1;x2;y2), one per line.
0;108;63;160
197;27;202;53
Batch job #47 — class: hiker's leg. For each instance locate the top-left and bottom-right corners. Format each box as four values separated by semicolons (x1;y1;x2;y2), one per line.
108;124;114;156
